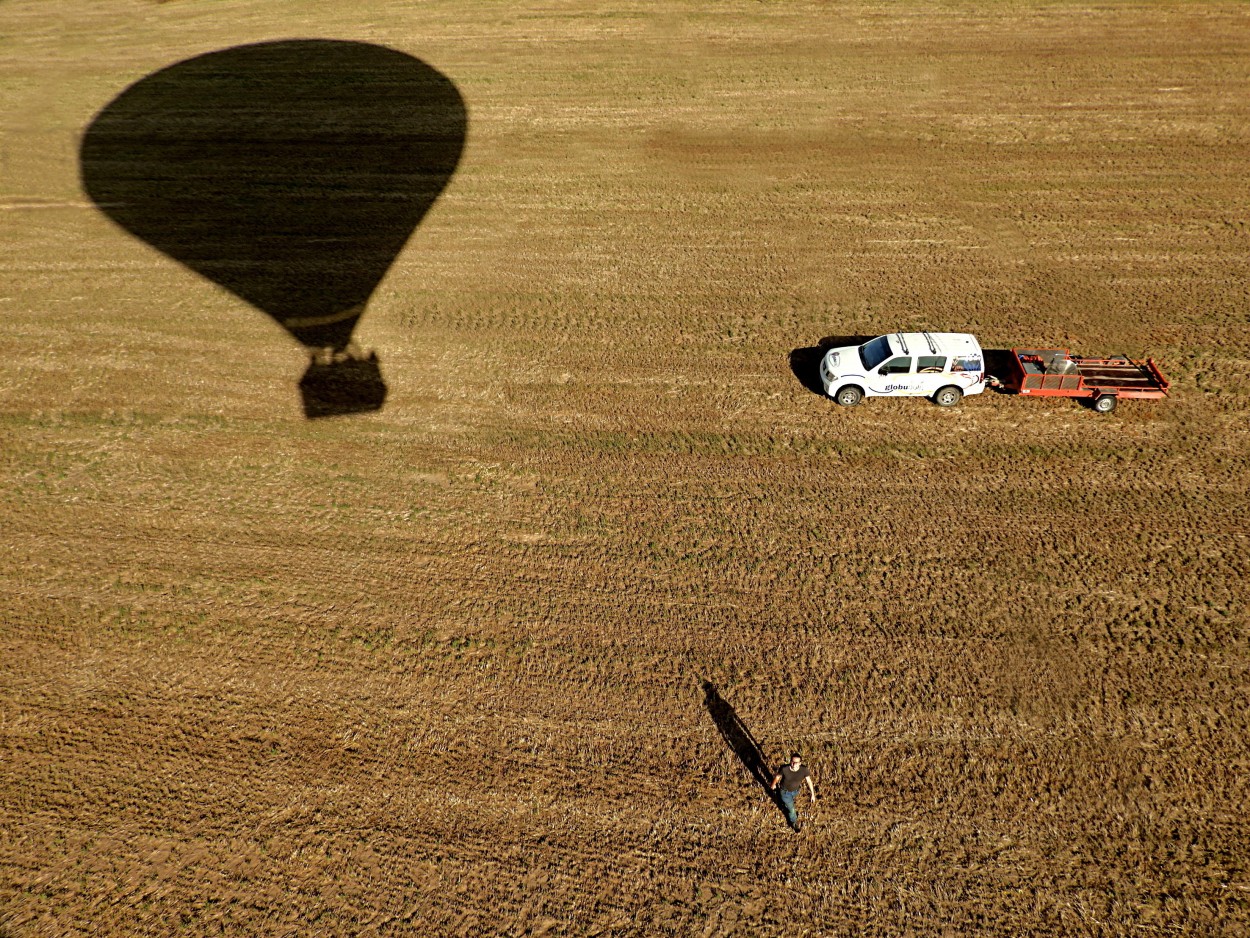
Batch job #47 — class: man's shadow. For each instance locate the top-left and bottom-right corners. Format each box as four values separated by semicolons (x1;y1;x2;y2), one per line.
702;681;787;820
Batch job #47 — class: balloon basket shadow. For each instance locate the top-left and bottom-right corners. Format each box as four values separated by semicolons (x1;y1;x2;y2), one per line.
298;348;387;419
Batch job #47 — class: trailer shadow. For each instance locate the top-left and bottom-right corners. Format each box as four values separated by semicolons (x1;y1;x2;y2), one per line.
788;335;874;396
702;680;787;821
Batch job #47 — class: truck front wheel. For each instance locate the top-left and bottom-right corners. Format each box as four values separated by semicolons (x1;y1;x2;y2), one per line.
835;385;864;407
934;386;963;407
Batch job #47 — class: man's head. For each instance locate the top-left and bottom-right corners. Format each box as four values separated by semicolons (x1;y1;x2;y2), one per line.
789;753;802;768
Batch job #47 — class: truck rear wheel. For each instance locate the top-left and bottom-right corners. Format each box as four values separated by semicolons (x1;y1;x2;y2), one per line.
835;385;863;407
934;386;963;407
1092;394;1118;414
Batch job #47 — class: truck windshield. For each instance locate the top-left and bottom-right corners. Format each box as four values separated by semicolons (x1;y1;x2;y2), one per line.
859;336;892;370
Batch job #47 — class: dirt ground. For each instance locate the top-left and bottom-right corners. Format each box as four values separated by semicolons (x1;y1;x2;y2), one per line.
2;1;1248;935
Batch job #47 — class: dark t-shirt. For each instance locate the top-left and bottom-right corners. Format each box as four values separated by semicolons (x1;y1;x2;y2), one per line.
778;764;810;792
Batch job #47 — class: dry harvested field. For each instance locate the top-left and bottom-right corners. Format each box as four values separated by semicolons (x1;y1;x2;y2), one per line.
2;1;1249;935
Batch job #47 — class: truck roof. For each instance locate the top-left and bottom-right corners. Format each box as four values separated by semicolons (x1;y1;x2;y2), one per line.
888;332;982;357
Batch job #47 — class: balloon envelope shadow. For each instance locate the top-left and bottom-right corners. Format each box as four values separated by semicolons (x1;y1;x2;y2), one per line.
80;39;467;418
702;681;786;817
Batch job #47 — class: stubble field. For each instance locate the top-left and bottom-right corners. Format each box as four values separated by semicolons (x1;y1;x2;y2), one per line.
2;1;1248;935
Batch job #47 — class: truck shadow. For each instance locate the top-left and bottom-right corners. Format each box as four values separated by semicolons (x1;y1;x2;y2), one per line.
788;335;874;396
701;680;787;821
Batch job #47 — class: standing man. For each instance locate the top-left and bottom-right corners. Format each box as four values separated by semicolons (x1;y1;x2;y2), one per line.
771;753;816;832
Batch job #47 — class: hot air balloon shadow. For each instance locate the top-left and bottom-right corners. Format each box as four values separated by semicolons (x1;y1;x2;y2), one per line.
80;40;467;418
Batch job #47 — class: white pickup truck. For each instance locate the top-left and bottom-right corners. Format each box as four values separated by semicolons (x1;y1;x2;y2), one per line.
820;332;986;407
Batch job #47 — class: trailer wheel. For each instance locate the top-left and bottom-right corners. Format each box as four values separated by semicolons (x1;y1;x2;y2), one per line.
1092;394;1118;414
835;385;863;407
934;386;963;407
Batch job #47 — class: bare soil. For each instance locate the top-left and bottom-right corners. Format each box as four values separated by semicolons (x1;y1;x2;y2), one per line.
2;2;1248;935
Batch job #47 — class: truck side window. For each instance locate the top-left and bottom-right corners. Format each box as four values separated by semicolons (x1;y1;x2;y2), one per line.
917;356;946;373
881;357;912;374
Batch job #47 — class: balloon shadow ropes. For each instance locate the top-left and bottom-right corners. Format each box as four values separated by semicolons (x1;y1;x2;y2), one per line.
702;681;786;818
80;39;467;418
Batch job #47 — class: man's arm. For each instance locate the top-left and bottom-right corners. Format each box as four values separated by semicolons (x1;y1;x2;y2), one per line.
806;775;816;802
770;773;781;790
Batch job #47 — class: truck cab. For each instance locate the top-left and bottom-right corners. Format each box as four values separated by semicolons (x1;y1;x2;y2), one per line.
820;332;986;407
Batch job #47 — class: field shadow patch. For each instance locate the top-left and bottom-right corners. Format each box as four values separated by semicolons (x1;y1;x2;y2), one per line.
983;348;1016;392
80;39;467;418
789;335;874;396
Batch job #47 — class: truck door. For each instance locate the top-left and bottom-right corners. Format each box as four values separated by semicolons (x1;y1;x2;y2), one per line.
868;356;913;396
915;355;948;395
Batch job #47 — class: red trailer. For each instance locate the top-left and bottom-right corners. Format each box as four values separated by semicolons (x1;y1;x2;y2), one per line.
990;349;1170;413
